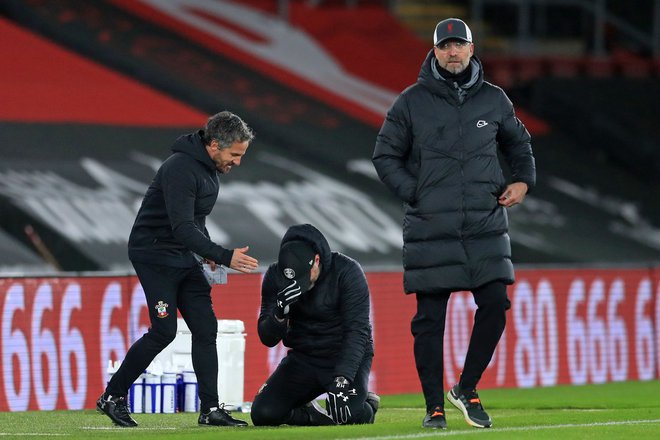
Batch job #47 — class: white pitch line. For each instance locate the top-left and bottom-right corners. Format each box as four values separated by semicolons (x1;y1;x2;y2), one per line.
0;434;67;437
389;408;608;412
81;426;176;430
346;419;660;440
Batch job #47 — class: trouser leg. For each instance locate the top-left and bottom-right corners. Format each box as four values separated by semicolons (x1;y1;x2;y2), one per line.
251;354;324;426
459;281;509;390
105;262;181;396
411;292;451;411
178;266;219;411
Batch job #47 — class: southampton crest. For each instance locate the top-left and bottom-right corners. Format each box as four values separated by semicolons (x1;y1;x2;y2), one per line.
154;300;169;318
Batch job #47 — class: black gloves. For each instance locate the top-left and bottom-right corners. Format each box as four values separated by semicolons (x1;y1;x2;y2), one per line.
326;376;357;424
274;279;303;319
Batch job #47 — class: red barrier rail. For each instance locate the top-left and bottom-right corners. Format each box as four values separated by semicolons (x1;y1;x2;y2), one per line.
0;267;658;411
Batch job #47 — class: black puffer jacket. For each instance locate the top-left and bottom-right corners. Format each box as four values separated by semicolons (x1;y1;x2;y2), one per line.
128;130;233;268
373;51;536;293
258;224;374;381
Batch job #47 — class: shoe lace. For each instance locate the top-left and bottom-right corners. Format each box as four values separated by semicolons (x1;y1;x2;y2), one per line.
429;406;444;418
210;403;232;416
114;397;132;417
462;390;484;409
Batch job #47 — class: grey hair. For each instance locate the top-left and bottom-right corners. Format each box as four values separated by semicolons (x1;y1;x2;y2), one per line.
204;111;255;149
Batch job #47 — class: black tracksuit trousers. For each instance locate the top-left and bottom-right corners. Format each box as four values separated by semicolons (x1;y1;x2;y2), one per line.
411;280;509;411
105;261;220;411
250;351;374;426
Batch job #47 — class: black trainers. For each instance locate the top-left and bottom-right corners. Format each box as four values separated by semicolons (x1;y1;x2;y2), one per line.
366;391;380;413
366;391;380;423
305;400;336;425
447;384;492;428
96;394;137;427
198;404;248;427
422;405;447;429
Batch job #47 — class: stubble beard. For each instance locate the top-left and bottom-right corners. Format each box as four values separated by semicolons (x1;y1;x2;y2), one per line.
445;59;468;75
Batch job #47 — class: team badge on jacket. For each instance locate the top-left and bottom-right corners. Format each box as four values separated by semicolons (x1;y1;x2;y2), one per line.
154;300;169;318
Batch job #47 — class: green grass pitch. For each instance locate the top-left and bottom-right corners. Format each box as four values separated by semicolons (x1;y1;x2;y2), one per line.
3;380;659;439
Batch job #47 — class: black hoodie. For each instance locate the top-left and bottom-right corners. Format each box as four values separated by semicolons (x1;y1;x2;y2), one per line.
257;224;374;382
128;130;233;268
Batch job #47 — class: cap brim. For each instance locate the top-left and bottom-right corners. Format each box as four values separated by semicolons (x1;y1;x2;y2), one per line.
436;36;471;45
295;274;311;294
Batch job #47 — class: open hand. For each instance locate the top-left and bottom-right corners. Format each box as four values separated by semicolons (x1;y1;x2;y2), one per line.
229;246;258;273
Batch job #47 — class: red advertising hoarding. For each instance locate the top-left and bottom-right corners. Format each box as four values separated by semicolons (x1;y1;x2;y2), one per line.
0;267;658;411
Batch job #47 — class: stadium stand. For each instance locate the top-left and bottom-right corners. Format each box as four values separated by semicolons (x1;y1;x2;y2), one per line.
0;0;658;273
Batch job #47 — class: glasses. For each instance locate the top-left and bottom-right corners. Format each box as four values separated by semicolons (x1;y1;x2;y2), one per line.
436;40;471;51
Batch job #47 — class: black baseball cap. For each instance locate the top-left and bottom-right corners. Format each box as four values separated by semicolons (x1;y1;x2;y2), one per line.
278;240;316;294
434;18;473;46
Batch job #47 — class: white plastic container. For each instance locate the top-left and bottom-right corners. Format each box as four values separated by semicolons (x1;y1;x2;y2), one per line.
106;359;122;384
151;319;247;411
129;372;146;413
182;370;199;413
217;320;246;409
161;366;178;414
106;360;116;384
144;372;162;413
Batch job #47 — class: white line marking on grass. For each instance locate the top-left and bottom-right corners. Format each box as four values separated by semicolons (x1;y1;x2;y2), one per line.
347;419;660;440
81;426;176;430
391;408;609;412
0;434;67;437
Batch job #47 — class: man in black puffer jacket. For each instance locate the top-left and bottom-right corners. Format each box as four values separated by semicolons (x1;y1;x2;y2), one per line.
373;18;536;430
251;224;378;426
97;111;258;428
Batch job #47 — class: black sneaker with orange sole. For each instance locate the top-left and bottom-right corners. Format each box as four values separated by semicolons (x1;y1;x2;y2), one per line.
447;384;492;428
422;405;447;429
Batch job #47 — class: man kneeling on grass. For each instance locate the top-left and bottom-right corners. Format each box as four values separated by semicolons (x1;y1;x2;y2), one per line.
250;224;379;426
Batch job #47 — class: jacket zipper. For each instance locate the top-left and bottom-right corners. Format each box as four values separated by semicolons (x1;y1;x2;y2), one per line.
456;101;471;281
